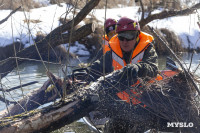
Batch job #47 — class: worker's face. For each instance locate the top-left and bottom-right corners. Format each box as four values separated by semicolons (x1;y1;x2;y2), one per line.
119;37;137;52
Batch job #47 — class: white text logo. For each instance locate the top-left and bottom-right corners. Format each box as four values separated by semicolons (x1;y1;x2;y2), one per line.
167;122;193;127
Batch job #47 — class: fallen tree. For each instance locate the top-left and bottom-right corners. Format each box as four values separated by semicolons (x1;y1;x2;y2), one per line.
0;71;200;133
0;0;100;79
1;1;200;133
1;1;200;79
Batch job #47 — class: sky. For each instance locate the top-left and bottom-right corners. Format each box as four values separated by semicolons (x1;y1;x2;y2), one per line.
0;2;200;56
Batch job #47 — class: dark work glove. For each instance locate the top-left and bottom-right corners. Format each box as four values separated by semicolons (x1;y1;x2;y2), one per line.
121;64;139;80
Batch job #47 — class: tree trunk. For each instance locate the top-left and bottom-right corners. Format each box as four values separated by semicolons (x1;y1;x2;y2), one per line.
0;0;100;79
0;72;199;133
0;99;97;133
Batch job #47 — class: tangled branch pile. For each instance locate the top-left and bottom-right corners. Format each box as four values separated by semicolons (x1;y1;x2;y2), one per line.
91;72;200;132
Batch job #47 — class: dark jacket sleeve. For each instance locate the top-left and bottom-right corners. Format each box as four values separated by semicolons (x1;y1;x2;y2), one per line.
136;43;158;78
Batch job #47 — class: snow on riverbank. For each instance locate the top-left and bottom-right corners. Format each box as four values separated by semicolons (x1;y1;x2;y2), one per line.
0;2;200;56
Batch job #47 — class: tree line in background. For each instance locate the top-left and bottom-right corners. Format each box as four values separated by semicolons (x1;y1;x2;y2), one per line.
0;0;197;10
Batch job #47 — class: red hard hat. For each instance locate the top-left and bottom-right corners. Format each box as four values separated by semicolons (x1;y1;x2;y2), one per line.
116;17;140;33
104;18;117;29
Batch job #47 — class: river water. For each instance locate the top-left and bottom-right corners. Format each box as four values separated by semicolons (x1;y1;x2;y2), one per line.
0;52;200;133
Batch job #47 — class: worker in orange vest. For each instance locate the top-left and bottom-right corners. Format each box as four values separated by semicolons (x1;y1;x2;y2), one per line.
103;18;117;43
94;18;117;60
73;17;159;132
88;17;158;81
103;18;117;54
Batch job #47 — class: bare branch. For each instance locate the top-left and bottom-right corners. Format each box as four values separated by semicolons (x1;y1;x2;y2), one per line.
139;0;145;20
0;0;100;79
139;3;200;28
0;6;21;25
0;23;95;78
0;81;38;92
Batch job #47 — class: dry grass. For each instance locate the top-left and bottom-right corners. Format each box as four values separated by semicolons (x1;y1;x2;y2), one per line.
49;0;135;9
0;0;42;11
0;0;182;11
135;0;182;11
142;26;184;55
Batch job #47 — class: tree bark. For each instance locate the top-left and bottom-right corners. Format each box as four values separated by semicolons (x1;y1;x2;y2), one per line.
0;98;97;133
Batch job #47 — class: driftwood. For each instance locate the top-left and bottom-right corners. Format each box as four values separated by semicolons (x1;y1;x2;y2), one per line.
0;72;64;117
0;95;97;133
0;71;99;132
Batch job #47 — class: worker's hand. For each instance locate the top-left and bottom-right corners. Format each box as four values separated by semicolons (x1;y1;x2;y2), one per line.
101;64;138;87
121;64;138;80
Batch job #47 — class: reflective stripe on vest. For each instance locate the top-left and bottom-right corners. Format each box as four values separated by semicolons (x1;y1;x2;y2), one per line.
112;51;124;69
131;51;144;64
112;51;145;70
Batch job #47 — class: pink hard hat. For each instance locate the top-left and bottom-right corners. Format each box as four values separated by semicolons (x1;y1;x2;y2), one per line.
104;18;117;29
116;17;140;33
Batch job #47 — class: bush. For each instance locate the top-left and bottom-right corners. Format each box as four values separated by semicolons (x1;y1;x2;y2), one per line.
135;0;182;11
142;26;184;55
49;0;136;9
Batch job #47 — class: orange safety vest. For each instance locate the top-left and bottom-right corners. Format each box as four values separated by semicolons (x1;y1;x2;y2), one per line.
102;35;110;54
108;32;162;105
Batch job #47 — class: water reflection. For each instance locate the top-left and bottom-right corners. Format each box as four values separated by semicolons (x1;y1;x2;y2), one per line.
158;53;200;76
181;52;200;76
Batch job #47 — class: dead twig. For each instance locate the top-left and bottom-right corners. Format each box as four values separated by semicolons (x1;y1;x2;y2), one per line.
148;26;200;95
0;6;21;25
